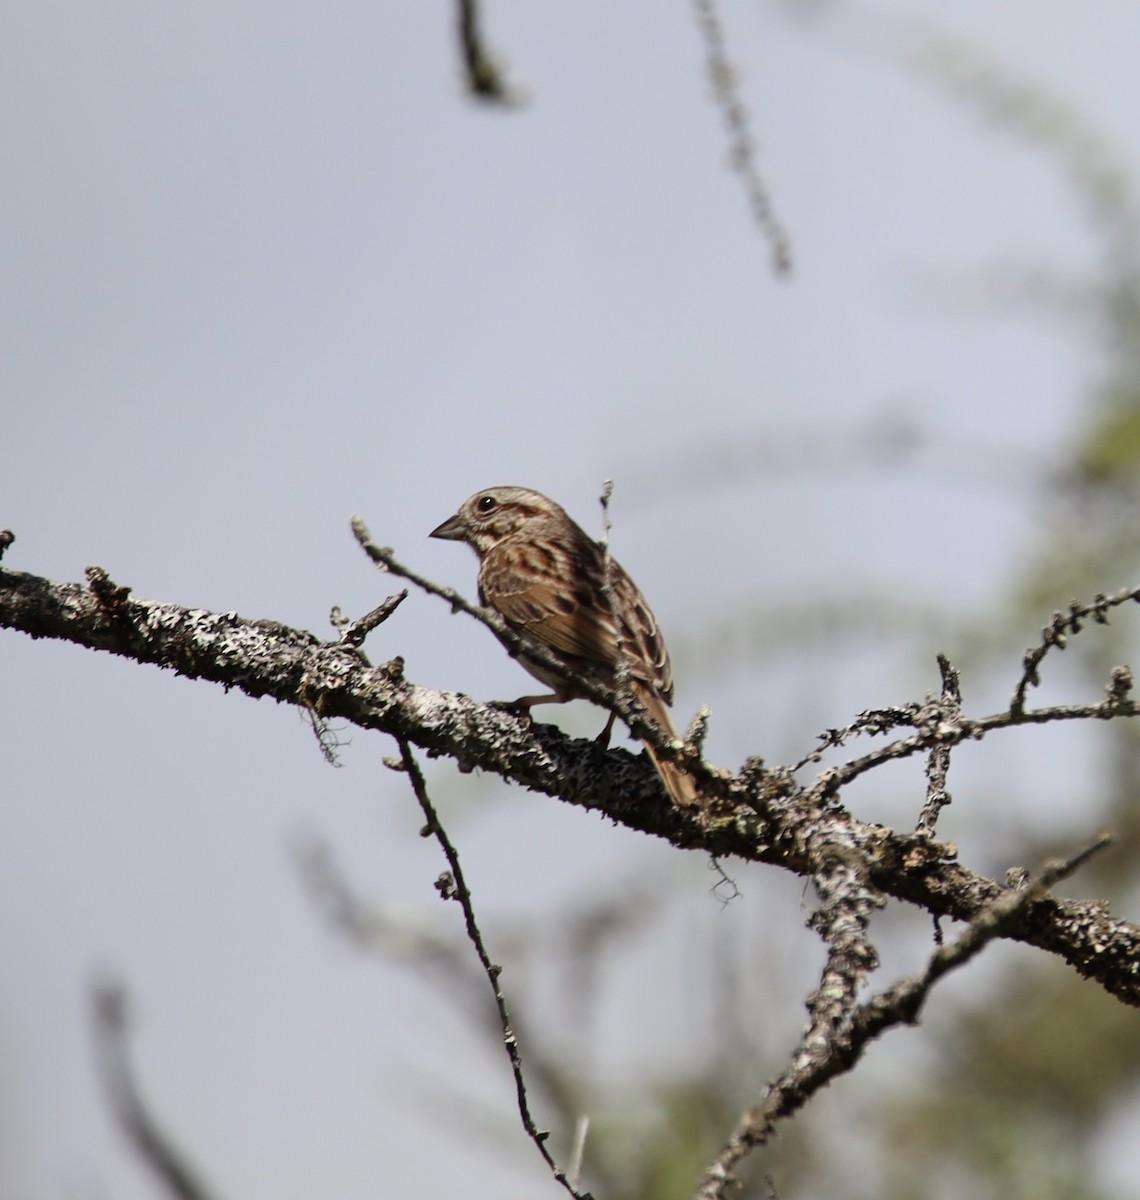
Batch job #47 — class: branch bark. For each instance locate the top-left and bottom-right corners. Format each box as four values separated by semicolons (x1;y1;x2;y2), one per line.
3;561;1139;1006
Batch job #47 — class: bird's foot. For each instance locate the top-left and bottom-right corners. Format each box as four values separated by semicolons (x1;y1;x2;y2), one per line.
489;698;536;723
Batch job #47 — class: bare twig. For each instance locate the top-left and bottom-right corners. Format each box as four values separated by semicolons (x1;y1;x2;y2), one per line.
397;737;594;1200
85;564;133;613
597;480;633;707
690;0;791;274
694;832;1112;1200
1011;586;1140;716
317;594;408;763
916;653;961;834
338;589;409;649
823;691;1140;793
91;977;221;1200
792;703;922;772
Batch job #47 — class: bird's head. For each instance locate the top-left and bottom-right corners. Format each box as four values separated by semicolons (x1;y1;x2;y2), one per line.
430;486;568;556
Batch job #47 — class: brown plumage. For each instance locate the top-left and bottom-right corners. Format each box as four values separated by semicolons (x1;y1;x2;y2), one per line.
430;486;698;808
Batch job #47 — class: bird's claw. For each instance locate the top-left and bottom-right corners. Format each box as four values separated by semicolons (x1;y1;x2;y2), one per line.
489;698;535;723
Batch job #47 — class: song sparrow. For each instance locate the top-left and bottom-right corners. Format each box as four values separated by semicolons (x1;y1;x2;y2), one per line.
430;486;698;808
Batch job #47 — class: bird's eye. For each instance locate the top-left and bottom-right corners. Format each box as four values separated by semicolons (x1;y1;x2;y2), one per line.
477;495;498;514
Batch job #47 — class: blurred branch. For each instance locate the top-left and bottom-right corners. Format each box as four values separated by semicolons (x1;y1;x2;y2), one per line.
456;0;524;105
675;590;954;685
626;412;1050;511
691;0;792;274
294;829;671;1196
899;24;1140;256
296;825;666;1053
91;977;221;1200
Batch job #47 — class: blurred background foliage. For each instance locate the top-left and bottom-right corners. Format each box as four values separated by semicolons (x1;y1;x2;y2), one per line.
18;4;1138;1198
297;9;1140;1200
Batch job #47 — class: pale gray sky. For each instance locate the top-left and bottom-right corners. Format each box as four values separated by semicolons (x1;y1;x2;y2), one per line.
3;2;1135;1198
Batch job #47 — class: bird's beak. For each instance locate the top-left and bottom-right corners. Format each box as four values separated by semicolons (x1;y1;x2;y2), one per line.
429;512;467;541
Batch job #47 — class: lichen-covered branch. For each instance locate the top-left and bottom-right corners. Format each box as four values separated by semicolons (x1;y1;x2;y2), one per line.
2;559;1140;1009
694;834;1112;1200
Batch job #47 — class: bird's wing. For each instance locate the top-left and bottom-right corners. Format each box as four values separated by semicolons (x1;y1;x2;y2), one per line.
480;537;673;702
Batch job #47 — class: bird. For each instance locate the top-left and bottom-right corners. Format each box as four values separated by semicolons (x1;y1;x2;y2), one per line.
430;486;698;808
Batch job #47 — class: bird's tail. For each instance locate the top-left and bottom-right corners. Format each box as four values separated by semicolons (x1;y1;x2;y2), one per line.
635;685;700;809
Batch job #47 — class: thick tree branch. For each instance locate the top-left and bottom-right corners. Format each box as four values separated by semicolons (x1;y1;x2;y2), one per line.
3;561;1140;1007
695;833;1113;1200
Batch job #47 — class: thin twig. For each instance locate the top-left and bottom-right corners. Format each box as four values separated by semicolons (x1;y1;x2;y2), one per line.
1010;586;1140;716
597;480;633;705
916;654;961;835
397;737;594;1200
822;689;1140;794
791;704;922;772
338;589;409;649
91;977;221;1200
